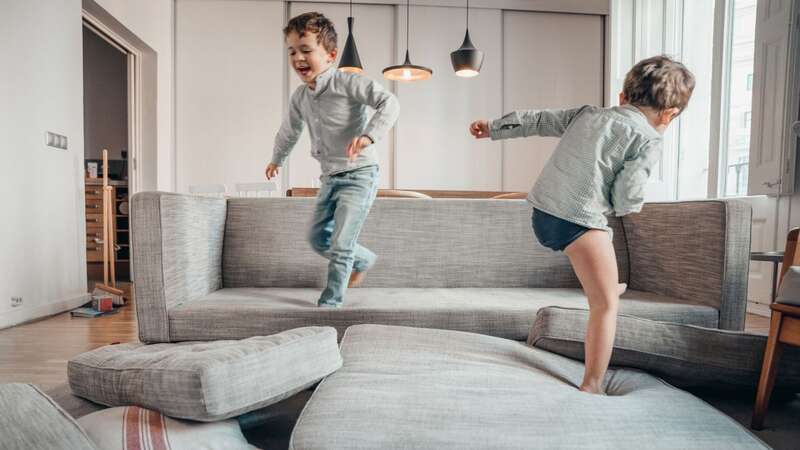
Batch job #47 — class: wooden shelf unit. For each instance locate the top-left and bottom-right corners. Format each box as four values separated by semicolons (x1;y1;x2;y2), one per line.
85;179;130;281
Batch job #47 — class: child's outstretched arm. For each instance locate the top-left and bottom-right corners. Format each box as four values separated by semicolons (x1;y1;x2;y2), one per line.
267;89;305;179
473;106;592;141
611;139;662;216
343;75;400;159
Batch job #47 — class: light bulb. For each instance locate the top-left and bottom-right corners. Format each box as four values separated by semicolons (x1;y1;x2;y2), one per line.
455;69;479;78
402;69;412;80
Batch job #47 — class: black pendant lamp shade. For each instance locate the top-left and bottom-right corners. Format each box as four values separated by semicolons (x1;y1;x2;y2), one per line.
383;0;432;82
450;0;483;77
339;14;363;73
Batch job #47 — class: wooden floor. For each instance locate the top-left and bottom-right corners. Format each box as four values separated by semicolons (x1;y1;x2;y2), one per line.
0;283;138;389
0;291;772;389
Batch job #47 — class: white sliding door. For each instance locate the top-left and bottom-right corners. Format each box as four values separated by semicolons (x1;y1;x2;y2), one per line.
287;2;396;189
502;11;604;192
394;5;503;190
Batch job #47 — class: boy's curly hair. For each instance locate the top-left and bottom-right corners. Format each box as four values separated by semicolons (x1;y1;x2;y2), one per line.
623;55;695;114
283;12;338;53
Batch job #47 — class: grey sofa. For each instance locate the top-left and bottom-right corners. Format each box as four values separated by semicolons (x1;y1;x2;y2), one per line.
131;192;751;343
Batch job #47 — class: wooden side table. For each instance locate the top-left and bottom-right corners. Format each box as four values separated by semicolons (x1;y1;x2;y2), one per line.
750;251;785;303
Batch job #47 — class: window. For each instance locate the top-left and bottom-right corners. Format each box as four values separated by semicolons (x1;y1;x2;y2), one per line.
676;0;716;200
612;0;761;200
719;0;757;197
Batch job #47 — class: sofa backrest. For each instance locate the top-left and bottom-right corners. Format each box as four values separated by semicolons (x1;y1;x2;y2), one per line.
222;198;630;288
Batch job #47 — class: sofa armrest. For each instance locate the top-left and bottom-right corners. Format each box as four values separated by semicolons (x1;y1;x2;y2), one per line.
621;200;751;330
131;192;227;343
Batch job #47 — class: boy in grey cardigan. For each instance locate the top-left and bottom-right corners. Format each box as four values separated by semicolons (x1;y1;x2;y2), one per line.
470;56;695;393
267;12;399;307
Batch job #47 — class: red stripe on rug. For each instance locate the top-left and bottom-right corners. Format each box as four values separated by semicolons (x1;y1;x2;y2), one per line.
148;409;170;450
123;406;143;450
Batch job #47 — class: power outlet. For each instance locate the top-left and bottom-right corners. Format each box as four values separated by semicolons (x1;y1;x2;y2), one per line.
11;297;23;308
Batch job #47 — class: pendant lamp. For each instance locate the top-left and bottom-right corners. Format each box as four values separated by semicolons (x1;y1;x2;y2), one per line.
383;0;432;82
450;0;483;77
338;0;363;73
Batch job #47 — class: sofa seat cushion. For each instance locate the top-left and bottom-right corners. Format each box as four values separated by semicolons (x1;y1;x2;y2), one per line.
289;325;767;450
68;327;342;422
529;306;800;391
168;288;719;341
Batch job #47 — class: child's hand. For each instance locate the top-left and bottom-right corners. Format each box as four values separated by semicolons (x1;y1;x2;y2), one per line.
346;135;373;161
469;120;490;139
265;163;280;180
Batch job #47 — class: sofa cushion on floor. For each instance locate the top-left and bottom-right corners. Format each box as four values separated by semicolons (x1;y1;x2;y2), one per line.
0;383;98;450
528;307;800;390
168;287;719;342
289;325;767;450
77;406;257;450
68;327;342;421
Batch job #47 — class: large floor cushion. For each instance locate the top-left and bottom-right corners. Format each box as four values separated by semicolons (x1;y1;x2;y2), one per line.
529;306;800;391
68;327;342;421
289;325;766;449
0;383;97;450
168;287;718;341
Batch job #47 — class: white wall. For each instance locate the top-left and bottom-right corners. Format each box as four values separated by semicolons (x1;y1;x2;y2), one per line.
0;0;175;328
175;0;285;194
175;1;606;193
94;0;175;191
395;5;503;190
0;0;89;328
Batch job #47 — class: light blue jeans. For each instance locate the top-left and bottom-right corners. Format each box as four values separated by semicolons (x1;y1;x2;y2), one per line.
308;165;379;306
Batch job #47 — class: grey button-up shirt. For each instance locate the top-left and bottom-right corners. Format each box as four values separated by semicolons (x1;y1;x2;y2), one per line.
490;104;663;232
271;67;400;176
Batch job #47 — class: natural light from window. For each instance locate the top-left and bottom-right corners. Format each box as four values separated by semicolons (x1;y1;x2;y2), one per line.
721;0;757;197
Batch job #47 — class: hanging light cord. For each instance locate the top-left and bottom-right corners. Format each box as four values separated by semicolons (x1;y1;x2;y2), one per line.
350;0;352;17
406;0;410;53
466;0;469;29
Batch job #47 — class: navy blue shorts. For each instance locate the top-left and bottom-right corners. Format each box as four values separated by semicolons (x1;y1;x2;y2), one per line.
531;208;590;252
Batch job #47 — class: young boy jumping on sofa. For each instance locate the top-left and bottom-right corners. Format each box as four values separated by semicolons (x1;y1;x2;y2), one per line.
266;12;400;307
469;55;695;394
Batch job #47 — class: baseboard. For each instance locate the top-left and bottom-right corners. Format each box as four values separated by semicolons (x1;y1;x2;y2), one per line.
747;301;771;317
0;293;90;330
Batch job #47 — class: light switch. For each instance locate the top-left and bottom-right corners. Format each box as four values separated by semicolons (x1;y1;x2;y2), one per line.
46;131;68;150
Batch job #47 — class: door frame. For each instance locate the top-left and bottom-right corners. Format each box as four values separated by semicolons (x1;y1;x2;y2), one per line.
81;11;142;194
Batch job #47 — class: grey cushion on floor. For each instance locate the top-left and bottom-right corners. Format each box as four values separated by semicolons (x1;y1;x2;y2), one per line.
68;327;342;421
168;287;718;342
777;266;800;306
528;307;800;390
289;324;767;450
0;383;98;450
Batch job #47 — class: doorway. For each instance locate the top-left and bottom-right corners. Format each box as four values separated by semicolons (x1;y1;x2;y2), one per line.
82;22;132;288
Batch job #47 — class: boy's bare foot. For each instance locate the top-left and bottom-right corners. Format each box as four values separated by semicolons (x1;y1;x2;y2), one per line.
579;383;606;395
618;282;627;296
348;270;367;288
